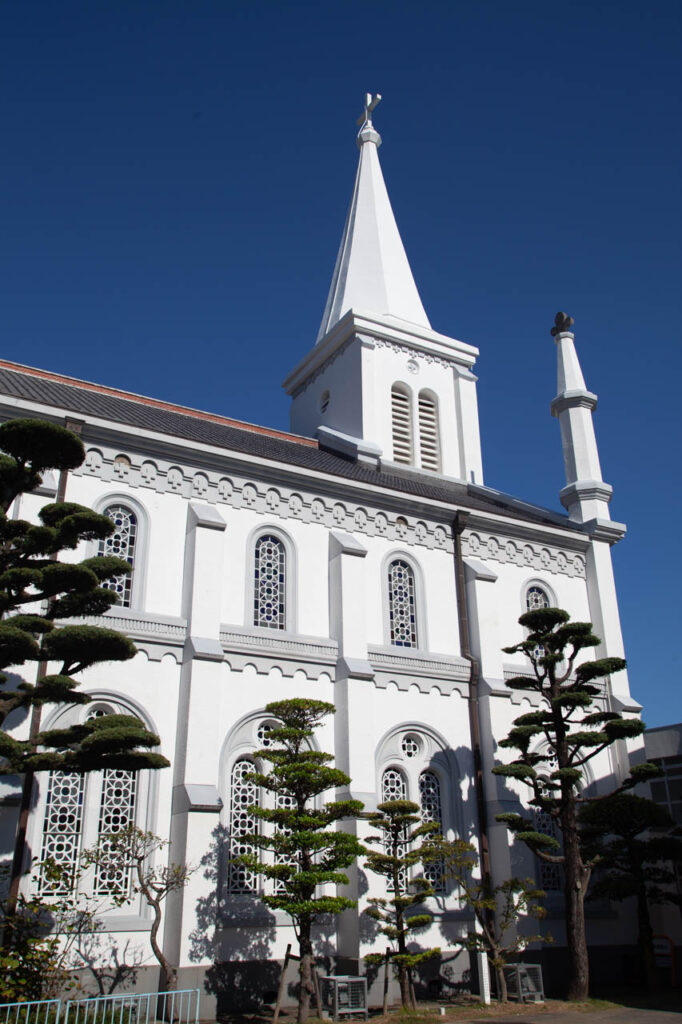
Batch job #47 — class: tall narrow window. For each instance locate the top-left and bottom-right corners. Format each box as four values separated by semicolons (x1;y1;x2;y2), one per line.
254;535;286;630
388;559;418;648
98;504;138;608
391;386;413;465
526;585;550;659
38;772;85;894
274;790;296;894
419;770;445;892
418;393;440;472
94;770;137;895
227;759;259;893
382;768;408;889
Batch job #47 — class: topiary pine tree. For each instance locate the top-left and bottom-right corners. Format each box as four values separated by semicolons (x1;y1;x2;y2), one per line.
492;607;659;1002
364;800;441;1009
579;792;682;989
0;418;168;912
0;418;167;772
236;698;364;1024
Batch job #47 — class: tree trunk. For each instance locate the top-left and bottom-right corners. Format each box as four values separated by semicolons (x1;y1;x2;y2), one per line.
636;878;658;990
561;804;590;1001
298;922;314;1023
495;964;507;1002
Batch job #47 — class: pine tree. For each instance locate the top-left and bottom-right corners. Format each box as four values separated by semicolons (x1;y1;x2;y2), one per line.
492;607;658;1001
0;418;168;915
580;793;682;988
236;698;364;1024
434;837;550;1002
363;800;440;1009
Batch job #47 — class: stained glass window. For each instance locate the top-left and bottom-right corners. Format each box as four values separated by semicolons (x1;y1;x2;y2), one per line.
419;770;445;892
38;772;85;893
98;504;138;608
254;535;286;630
227;759;259;893
388;559;418;648
526;585;550;611
274;791;296;894
94;770;137;895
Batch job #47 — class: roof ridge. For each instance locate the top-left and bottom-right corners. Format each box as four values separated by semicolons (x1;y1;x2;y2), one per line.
0;358;318;448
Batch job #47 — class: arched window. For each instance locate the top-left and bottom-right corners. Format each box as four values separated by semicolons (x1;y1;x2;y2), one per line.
253;534;286;630
419;770;445;892
417;392;440;472
38;771;85;893
227;759;259;893
36;702;151;898
382;767;407;802
387;559;418;648
94;770;138;895
391;385;413;465
526;584;550;660
98;504;138;608
381;768;408;890
526;585;550;611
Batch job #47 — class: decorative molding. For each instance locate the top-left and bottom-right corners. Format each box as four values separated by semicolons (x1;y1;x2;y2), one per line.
74;444;455;552
290;335;355;398
369;645;471;696
373;336;456;370
462;529;586;579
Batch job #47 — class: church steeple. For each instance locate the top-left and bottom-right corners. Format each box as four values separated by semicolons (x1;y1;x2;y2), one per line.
316;94;431;343
284;95;482;484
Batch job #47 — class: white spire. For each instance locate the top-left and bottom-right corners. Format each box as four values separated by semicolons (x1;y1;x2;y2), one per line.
316;95;431;343
550;313;613;523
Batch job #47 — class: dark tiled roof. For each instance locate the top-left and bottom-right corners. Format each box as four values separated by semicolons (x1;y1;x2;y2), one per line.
0;362;578;532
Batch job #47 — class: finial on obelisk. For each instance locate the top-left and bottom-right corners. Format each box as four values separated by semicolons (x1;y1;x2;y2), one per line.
551;311;575;337
357;92;382;128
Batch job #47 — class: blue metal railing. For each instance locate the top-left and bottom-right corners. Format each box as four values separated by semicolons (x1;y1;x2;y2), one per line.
63;990;199;1024
0;1001;61;1024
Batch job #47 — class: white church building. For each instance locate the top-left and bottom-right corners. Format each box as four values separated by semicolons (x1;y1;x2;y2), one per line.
1;98;644;1007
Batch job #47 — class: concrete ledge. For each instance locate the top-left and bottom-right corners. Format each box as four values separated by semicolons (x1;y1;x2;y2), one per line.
188;501;226;530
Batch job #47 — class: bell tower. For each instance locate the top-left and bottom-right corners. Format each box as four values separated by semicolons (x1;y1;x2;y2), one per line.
283;96;484;483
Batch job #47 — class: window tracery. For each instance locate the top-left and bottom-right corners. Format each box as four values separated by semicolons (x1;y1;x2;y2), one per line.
419;770;445;892
253;534;286;630
227;759;259;893
388;559;418;648
38;772;85;894
98;504;138;608
94;770;137;895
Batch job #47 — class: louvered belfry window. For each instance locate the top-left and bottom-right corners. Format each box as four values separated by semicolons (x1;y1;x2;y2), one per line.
418;392;440;471
391;386;413;465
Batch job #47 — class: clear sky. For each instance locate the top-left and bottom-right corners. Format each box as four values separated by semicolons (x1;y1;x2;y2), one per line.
1;1;680;726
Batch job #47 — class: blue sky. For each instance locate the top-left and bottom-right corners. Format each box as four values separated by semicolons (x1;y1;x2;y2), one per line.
1;1;680;726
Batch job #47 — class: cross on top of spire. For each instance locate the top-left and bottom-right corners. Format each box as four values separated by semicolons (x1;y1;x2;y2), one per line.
357;92;382;128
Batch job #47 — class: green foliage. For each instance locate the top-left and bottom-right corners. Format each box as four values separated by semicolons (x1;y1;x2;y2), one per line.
236;698;364;1022
493;606;658;1001
580;793;682;906
364;799;441;1009
0;418;169;776
433;838;551;1001
0;858;131;1001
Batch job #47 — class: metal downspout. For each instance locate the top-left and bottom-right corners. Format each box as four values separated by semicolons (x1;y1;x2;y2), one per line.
453;511;491;882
